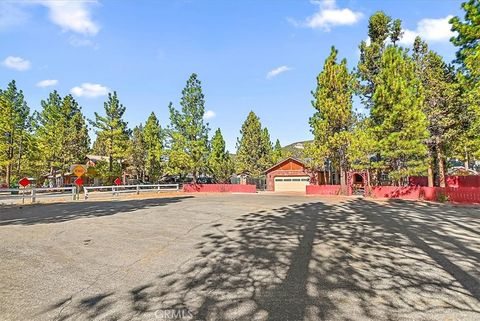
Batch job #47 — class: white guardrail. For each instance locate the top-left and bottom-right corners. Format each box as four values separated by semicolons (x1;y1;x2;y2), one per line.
83;184;179;200
0;187;77;203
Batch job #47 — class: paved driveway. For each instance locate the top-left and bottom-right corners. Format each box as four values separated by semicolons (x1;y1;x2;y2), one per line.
0;194;479;321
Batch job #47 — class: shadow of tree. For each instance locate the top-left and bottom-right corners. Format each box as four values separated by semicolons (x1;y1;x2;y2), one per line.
0;196;193;226
45;198;480;320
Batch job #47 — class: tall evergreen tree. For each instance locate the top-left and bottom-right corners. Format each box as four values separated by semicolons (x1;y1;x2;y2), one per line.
308;46;355;188
450;0;480;166
236;111;266;177
413;37;464;187
130;124;146;180
372;46;429;183
143;112;164;181
357;11;393;108
35;92;90;184
208;128;234;183
347;118;378;173
0;81;31;186
272;139;285;164
90;91;131;176
167;74;209;183
259;127;274;169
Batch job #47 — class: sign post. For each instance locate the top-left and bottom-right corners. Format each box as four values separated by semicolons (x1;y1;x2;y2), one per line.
72;165;87;177
72;165;87;200
18;177;30;204
113;177;121;196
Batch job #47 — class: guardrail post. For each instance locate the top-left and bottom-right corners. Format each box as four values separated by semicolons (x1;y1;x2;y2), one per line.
136;185;140;195
31;189;36;203
157;184;160;193
72;187;76;201
176;184;179;191
84;188;89;200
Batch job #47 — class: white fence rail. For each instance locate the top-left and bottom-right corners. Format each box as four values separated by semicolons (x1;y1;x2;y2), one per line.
83;184;179;199
0;184;179;204
0;187;77;204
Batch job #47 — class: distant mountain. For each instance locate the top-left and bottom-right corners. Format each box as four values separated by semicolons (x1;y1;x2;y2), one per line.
228;140;312;161
282;140;312;159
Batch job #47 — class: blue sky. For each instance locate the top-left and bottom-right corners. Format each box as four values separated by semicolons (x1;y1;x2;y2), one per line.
1;0;463;151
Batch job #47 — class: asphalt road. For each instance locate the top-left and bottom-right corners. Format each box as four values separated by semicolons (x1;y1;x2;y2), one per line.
0;194;479;321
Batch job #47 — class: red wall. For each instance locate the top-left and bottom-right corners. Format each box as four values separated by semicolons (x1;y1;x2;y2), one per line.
370;186;423;199
306;185;341;195
183;184;256;193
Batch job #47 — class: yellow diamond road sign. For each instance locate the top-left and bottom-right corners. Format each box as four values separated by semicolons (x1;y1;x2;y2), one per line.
72;165;87;177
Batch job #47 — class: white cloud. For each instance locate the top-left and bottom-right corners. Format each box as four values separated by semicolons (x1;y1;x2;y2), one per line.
0;1;100;35
36;79;58;88
399;15;455;45
36;0;100;35
2;56;31;71
70;83;109;98
294;0;363;31
203;110;216;120
266;66;291;79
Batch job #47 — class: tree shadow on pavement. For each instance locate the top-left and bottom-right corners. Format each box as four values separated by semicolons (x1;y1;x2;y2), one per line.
45;198;480;321
0;196;193;226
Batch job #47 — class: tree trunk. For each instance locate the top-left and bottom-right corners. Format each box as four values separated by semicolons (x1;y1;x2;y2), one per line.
6;163;12;187
340;168;346;190
464;146;469;170
437;142;446;188
109;155;113;173
427;148;434;187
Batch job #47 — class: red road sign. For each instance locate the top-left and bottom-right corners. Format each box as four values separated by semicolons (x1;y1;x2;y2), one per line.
19;177;30;187
74;177;83;186
114;177;122;186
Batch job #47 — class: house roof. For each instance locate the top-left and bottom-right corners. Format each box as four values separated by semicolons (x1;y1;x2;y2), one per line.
265;157;306;173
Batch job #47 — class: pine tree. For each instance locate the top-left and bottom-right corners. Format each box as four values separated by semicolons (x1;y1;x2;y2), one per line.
90;91;131;176
208;128;234;183
143;112;164;181
308;46;355;188
450;0;480;166
357;12;392;108
236;111;265;177
167;74;209;183
130;124;146;180
272;139;284;164
347;118;378;173
372;46;429;183
260;127;274;169
35;92;90;184
0;81;31;186
413;37;464;187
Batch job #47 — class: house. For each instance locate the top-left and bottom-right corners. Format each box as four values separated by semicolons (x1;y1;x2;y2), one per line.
265;157;331;192
85;154;110;167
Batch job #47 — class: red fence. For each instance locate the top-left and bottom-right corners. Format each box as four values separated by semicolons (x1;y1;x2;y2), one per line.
370;186;480;204
445;187;480;203
409;175;480;188
307;183;480;204
183;184;257;193
306;185;342;195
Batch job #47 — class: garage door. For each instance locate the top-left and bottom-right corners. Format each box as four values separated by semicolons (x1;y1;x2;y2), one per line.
274;176;310;192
